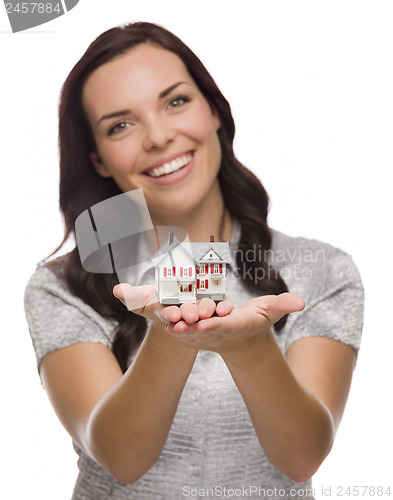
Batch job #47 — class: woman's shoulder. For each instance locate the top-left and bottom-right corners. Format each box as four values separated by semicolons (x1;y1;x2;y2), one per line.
24;253;117;332
25;255;73;302
24;255;117;371
270;229;359;271
271;229;349;261
269;229;363;304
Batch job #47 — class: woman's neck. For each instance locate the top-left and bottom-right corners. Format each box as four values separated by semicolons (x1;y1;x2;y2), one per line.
151;183;233;243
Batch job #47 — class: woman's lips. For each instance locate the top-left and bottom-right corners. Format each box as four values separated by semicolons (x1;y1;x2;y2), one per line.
142;151;195;185
144;150;194;173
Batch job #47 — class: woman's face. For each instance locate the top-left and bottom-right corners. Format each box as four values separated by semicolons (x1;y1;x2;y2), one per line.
82;43;222;220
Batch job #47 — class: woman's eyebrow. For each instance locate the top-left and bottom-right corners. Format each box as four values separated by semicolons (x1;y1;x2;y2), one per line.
159;81;187;98
97;109;131;125
97;82;188;125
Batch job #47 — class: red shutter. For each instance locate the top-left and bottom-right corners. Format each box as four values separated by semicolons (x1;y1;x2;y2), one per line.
197;279;200;289
196;266;199;274
189;267;192;277
180;267;183;277
173;266;176;276
219;264;222;273
211;264;214;273
189;284;192;292
205;279;208;289
164;267;167;277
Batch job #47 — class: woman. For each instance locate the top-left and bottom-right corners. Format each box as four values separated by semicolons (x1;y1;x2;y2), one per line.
25;22;364;499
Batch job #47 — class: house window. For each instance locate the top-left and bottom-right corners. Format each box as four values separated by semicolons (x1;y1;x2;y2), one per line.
181;267;189;277
197;279;208;290
198;264;206;274
164;267;175;277
180;284;193;293
214;264;220;274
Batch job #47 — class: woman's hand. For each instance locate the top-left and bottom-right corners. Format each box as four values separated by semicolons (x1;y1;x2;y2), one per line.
113;283;233;329
166;293;305;356
113;284;304;357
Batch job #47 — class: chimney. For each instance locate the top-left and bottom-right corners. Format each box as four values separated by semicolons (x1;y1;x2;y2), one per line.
210;235;214;242
169;232;174;245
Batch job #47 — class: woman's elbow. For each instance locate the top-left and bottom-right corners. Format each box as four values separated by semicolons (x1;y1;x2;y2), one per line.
85;423;157;485
107;467;144;485
282;439;334;483
288;470;316;484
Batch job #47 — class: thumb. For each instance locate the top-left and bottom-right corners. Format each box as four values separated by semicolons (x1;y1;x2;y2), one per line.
113;283;158;316
261;292;305;325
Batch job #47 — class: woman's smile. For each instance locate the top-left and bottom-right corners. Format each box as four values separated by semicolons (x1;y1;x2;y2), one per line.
142;150;195;184
144;150;194;178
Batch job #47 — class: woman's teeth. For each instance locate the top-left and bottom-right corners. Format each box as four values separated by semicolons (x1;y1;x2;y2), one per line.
147;153;193;178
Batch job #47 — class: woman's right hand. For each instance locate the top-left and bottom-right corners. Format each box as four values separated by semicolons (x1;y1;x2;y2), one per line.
113;283;234;330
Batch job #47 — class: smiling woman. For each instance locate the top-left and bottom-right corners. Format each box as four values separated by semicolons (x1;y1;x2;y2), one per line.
83;43;222;219
24;22;364;499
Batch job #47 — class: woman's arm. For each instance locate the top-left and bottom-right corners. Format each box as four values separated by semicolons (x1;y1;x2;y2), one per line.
167;293;356;482
222;332;355;482
40;322;198;484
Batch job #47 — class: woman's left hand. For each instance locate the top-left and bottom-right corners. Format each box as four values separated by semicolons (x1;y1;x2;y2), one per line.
167;293;305;355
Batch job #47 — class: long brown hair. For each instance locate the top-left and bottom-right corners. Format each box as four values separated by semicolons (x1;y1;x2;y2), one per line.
54;22;288;372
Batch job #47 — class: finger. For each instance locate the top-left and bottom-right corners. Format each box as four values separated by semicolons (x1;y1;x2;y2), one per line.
215;298;235;317
195;314;232;333
113;283;158;316
180;302;199;324
171;320;193;334
198;298;216;319
160;305;182;324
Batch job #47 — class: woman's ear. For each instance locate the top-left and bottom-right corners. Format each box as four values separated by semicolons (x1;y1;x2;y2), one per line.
213;113;221;132
89;151;112;178
211;105;221;132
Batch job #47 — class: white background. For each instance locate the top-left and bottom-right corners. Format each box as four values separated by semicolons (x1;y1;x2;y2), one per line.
1;1;392;499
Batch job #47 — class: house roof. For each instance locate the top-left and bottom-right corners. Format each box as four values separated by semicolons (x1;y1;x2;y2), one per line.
151;236;230;268
151;236;199;268
188;243;230;264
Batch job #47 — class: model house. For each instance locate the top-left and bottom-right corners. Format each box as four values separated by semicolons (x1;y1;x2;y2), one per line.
152;232;230;304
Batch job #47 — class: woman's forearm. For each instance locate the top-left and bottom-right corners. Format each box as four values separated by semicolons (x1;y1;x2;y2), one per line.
221;331;335;482
85;324;198;484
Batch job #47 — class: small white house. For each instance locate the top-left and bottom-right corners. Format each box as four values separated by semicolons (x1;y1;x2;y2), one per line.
152;233;230;304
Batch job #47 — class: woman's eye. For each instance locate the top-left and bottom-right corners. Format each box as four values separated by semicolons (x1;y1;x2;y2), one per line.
168;96;190;108
108;121;131;136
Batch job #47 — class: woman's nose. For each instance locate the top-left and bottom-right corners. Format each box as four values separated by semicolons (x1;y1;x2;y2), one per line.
143;116;176;150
